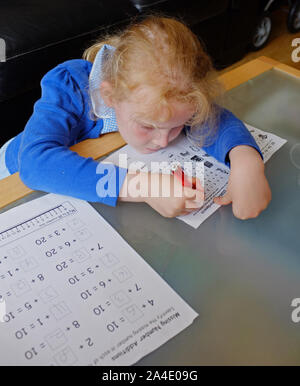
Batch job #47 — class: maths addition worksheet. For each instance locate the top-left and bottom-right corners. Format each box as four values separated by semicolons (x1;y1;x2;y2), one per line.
0;194;198;365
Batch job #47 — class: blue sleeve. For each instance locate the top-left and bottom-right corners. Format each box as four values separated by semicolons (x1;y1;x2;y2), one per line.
18;65;127;207
199;107;263;167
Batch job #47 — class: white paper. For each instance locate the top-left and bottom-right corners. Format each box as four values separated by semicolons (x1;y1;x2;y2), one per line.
105;124;287;228
0;194;198;365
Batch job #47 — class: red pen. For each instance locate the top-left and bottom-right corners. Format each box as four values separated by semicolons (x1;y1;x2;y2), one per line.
170;163;203;191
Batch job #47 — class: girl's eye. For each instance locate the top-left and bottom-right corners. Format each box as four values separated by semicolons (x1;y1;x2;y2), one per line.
142;126;154;131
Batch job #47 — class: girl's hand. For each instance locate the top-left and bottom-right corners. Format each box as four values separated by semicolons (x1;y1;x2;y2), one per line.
213;145;271;220
119;171;204;218
144;172;205;217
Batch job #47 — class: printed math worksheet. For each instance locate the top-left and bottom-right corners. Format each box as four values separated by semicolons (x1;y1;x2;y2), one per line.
0;194;198;365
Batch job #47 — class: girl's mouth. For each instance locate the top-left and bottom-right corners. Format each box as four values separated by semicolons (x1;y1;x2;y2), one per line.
145;147;160;152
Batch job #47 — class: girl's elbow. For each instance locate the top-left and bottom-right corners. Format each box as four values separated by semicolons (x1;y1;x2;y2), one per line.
19;158;40;190
19;165;35;189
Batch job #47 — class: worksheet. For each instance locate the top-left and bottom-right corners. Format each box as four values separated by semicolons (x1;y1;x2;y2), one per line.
105;124;287;228
0;194;198;365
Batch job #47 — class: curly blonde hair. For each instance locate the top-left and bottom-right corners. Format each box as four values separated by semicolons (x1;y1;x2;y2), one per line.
82;13;224;147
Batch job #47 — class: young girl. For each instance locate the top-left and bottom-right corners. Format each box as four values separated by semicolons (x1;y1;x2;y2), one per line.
0;15;271;219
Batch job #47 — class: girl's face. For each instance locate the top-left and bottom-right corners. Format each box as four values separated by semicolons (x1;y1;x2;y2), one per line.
111;86;195;154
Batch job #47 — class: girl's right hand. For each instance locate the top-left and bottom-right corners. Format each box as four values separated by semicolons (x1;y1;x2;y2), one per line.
119;171;205;218
144;172;204;217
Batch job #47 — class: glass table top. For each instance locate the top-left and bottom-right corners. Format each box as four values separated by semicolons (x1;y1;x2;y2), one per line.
1;68;300;365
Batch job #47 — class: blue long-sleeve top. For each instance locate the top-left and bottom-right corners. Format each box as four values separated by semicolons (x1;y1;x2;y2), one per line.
4;58;263;207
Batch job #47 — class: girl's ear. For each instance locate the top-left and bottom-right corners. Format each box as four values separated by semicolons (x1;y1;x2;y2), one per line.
100;81;114;107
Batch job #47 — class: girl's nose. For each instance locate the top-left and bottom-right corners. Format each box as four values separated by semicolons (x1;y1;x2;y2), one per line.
153;131;169;148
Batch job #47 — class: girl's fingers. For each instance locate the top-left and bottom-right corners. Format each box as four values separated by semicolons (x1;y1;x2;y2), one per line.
213;194;232;206
184;199;203;209
195;189;205;201
183;186;205;201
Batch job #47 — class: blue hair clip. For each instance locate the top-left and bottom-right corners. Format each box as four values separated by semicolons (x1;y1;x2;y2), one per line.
89;44;116;118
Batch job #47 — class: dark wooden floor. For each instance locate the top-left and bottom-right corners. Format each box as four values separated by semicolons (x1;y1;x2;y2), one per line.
219;8;300;75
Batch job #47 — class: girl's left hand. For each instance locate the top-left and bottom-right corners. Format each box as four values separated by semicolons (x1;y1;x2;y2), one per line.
213;148;272;220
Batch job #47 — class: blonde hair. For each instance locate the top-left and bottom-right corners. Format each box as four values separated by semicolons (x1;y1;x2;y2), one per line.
82;13;224;147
